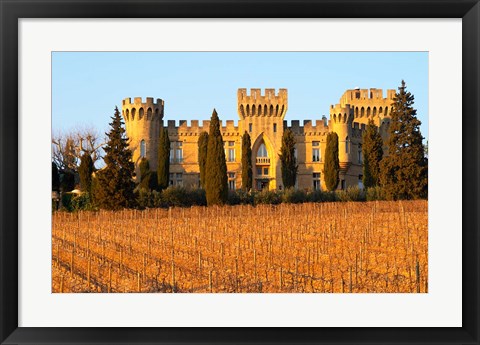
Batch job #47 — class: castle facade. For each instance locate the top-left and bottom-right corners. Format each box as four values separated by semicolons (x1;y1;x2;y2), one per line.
121;88;395;191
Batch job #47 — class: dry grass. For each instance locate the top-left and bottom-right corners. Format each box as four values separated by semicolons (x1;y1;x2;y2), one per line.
52;200;428;293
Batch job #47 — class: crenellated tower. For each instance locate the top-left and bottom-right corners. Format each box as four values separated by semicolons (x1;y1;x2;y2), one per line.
237;88;288;190
329;104;354;173
122;97;164;179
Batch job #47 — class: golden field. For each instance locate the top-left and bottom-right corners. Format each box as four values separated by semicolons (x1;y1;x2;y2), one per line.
52;200;428;293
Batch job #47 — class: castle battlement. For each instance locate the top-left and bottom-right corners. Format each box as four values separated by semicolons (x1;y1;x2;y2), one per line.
283;119;329;135
165;119;239;136
330;104;354;124
122;97;164;122
238;88;288;119
338;88;396;107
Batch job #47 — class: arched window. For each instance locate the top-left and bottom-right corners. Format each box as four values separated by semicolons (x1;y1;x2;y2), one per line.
131;108;136;120
373;107;377;117
355;107;359;118
140;140;146;158
361;107;365;117
257;143;268;157
240;105;245;117
276;105;279;116
367;107;371;117
125;109;130;120
246;104;250;116
139;107;144;119
264;105;268;115
252;105;256;116
258;104;262;116
147;107;152;120
270;105;274;116
345;136;350;154
385;107;389;116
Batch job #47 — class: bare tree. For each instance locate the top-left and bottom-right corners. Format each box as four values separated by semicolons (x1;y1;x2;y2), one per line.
52;126;106;172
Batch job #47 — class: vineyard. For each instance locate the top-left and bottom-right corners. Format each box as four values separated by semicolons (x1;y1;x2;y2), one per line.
52;200;428;293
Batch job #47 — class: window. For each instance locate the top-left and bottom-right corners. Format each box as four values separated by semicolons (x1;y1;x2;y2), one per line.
341;179;346;190
228;172;236;190
263;167;269;176
345;136;350;153
358;144;362;164
169;147;174;163
312;141;320;162
169;173;183;186
228;149;235;162
249;123;252;132
273;123;277;132
140;140;146;158
257;143;268;157
227;142;235;162
176;173;183;186
257;167;262;175
313;172;321;191
176;142;183;163
358;175;364;190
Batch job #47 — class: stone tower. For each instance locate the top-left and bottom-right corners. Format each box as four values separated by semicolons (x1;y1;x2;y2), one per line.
237;88;288;190
329;103;354;183
122;97;164;179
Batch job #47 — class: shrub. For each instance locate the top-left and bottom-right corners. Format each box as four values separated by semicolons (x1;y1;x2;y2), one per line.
71;192;95;211
336;186;365;202
136;188;154;209
157;187;207;208
366;186;387;201
282;188;307;204
306;190;336;203
61;193;74;211
254;189;281;205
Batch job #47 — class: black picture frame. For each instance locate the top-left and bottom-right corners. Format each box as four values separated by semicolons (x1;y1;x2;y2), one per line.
1;1;479;344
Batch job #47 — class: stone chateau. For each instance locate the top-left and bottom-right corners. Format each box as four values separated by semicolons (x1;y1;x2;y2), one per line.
121;87;395;191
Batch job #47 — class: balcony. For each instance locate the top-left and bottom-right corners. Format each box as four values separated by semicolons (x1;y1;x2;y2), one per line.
256;157;270;164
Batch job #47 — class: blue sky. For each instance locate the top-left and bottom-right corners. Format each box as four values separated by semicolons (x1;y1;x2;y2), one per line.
52;52;428;139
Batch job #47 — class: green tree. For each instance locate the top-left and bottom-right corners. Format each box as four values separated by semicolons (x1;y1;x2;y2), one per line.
138;158;158;191
380;80;428;200
139;157;150;181
279;129;298;189
241;131;253;191
157;127;170;190
52;162;60;192
324;132;340;191
198;131;209;188
79;152;94;194
362;119;384;188
93;106;135;210
60;171;75;193
205;109;228;205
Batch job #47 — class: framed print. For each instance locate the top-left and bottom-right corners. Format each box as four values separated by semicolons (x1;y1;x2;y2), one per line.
1;0;479;344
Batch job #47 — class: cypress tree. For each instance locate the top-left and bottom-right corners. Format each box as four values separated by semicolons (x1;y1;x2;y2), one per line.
380;80;427;200
241;131;253;191
362;119;384;188
205;109;228;205
138;158;158;191
198;131;209;188
324;132;340;191
52;162;60;192
93;106;135;210
79;152;94;194
61;171;75;193
279;128;298;189
139;158;150;181
157;127;170;190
